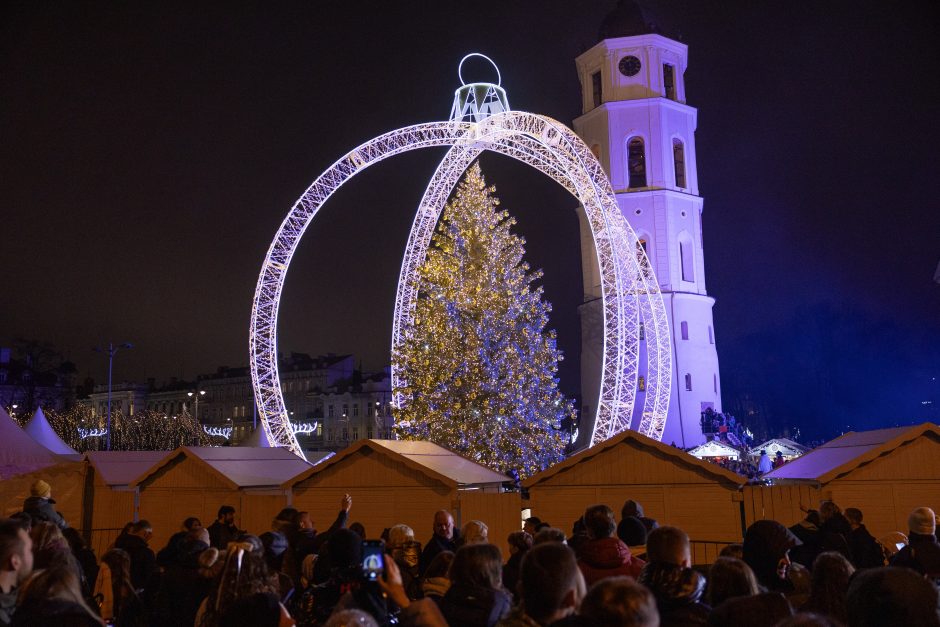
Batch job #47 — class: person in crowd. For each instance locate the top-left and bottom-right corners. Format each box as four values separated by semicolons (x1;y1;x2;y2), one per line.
773;451;786;468
438;543;511;627
94;548;143;627
6;514;30;534
157;516;207;568
801;551;854;624
533;528;567;545
21;479;67;529
348;523;366;540
637;526;708;627
497;542;584;627
788;508;822;569
219;591;296;627
421;550;453;601
577;576;660;627
387;524;422;601
0;518;34;626
503;531;532;601
30;521;73;572
775;614;842;627
62;527;98;598
114;519;156;593
11;563;104;626
375;559;449;627
621;500;658;533
208;505;243;550
522;517;542;537
742;519;810;607
197;540;280;627
817;501;853;561
150;526;213;626
577;504;644;585
261;531;294;601
185;517;204;531
419;510;459;576
846;566;940;627
843;507;884;568
617;516;648;552
890;506;940;577
717;543;743;560
706;556;759;607
460;520;488;546
757;450;773;474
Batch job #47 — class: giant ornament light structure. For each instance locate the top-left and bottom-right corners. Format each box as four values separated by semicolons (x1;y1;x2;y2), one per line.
249;54;671;460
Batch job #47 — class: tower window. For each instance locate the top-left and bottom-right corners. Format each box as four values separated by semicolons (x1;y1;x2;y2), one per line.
680;321;689;340
591;71;602;108
639;323;645;341
685;373;692;391
713;373;718;394
708;325;714;344
627;137;646;188
673;139;686;188
679;233;695;282
638;375;646;391
663;64;676;100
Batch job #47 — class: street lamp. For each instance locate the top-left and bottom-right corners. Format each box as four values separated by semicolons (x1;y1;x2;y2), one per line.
93;342;133;451
187;390;206;422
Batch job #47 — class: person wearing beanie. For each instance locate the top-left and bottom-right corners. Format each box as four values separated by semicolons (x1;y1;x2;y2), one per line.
621;499;658;533
889;506;940;577
743;520;810;607
617;516;649;550
21;480;67;530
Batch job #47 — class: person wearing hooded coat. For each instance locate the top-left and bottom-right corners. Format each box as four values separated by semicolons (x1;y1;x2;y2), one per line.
743;520;810;607
21;480;67;530
637;526;709;627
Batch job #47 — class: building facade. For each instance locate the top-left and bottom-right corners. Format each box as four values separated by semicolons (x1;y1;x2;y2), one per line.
573;5;721;448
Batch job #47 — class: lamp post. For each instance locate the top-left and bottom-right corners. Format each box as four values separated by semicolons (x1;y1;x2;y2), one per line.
93;342;133;451
187;390;206;422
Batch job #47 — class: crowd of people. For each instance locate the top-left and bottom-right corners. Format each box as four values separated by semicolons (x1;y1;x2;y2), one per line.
699;409;753;448
1;478;939;626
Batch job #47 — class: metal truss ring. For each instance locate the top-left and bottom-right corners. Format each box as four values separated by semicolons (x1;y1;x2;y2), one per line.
250;113;671;459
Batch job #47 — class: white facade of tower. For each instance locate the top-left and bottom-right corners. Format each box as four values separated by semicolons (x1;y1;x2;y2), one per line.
574;33;720;448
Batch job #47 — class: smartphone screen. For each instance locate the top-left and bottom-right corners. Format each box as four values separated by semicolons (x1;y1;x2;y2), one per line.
362;540;385;581
895;542;905;551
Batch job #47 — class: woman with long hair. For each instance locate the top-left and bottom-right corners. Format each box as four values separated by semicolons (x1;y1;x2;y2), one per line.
11;563;104;626
438;543;511;627
94;548;142;627
801;551;855;623
707;556;760;607
196;541;280;627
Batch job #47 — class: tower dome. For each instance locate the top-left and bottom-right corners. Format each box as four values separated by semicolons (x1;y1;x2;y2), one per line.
598;0;658;41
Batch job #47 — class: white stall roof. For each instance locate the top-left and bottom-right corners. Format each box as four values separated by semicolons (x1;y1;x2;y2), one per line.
688;440;742;460
25;407;78;455
0;406;58;477
132;446;311;489
84;451;173;486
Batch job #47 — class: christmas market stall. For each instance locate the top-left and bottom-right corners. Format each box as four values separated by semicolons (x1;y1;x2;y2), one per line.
284;439;517;555
687;439;742;461
749;437;808;462
130;446;311;549
752;423;940;539
524;429;747;564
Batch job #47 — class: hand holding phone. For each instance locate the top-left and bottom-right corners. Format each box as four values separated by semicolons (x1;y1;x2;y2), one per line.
362;539;385;581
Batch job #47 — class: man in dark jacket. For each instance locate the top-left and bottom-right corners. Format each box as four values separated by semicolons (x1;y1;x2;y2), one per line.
844;507;885;569
637;526;709;627
621;499;658;534
743;519;810;607
0;519;34;626
207;505;242;550
21;480;67;529
419;510;460;576
114;519;157;592
890;507;940;579
577;504;644;586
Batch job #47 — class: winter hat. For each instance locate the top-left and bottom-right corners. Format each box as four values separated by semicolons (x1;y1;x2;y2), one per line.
328;528;363;569
743;519;801;586
260;531;289;558
621;499;645;519
617;516;648;547
907;507;937;535
847;567;940;627
30;480;51;498
219;592;281;627
235;533;264;555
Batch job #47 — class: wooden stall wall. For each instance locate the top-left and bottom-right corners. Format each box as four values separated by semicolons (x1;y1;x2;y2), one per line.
240;491;291;536
290;447;454;542
0;462;86;528
86;469;137;556
741;484;821;530
456;491;521;557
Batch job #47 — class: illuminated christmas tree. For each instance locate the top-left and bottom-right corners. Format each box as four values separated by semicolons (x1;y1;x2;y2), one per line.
394;162;572;478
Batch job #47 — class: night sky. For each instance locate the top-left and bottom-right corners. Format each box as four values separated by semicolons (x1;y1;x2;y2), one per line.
2;1;937;439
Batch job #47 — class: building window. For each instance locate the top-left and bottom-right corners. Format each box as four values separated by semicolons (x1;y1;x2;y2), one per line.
352;427;359;440
673;139;686;188
367;427;373;439
680;321;689;341
328;405;334;418
316;423;323;437
591;71;602;108
685;373;692;391
708;325;714;344
679;232;695;282
353;404;359;417
342;427;348;441
627;137;646;188
638;375;646;391
663;63;676;100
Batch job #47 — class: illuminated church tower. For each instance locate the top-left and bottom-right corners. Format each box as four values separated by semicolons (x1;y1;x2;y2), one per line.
574;2;720;448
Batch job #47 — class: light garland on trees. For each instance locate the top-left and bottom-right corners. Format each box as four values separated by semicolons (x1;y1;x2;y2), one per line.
394;163;571;478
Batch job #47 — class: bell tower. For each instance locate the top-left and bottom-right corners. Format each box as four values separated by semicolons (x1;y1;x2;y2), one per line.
574;1;720;448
